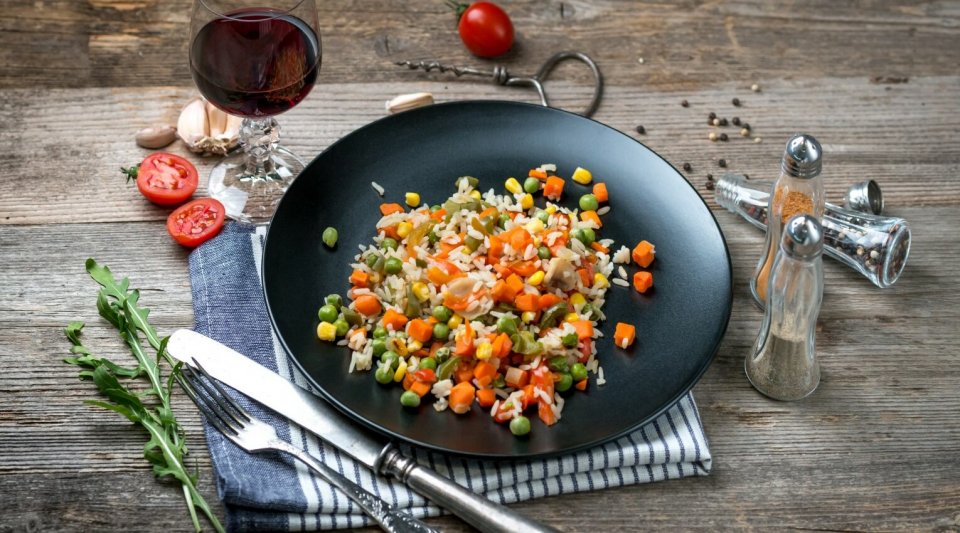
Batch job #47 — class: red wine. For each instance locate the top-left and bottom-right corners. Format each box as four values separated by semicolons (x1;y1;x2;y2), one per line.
190;9;320;118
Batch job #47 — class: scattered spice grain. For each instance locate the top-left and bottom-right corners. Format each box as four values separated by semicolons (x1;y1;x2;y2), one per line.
705;181;715;191
732;117;741;126
708;132;718;142
751;83;761;92
636;125;646;134
682;162;692;171
740;128;751;137
719;118;728;126
681;99;689;107
718;159;727;168
720;133;729;141
712;118;720;126
732;97;741;106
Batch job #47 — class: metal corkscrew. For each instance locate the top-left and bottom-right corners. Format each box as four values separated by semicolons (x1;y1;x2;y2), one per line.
394;51;604;117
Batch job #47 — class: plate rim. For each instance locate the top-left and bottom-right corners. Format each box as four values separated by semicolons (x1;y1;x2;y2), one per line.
263;99;733;458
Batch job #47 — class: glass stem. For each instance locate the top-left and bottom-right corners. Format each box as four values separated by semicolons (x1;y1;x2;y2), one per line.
240;117;280;181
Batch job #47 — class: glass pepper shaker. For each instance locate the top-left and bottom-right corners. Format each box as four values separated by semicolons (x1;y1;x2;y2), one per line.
746;214;824;401
751;134;825;308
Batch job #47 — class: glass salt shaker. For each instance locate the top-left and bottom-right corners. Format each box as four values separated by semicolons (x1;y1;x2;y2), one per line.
751;134;825;308
746;214;824;401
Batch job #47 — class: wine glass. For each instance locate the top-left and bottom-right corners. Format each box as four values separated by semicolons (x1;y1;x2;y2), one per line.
189;0;321;223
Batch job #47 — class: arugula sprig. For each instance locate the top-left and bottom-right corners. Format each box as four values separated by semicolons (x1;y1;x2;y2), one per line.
64;259;223;533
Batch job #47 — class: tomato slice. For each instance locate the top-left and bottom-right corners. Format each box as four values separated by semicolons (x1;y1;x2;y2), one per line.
166;198;225;247
137;152;199;206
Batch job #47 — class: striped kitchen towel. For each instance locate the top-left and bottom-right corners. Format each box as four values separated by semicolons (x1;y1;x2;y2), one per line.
188;223;712;531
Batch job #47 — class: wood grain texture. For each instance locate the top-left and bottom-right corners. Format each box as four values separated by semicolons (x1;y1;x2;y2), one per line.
2;0;960;531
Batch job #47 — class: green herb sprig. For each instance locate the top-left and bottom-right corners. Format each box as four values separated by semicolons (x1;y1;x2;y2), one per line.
64;259;223;533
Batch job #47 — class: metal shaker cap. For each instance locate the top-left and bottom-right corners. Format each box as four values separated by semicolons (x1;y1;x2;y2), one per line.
844;179;883;215
781;134;822;179
781;214;823;259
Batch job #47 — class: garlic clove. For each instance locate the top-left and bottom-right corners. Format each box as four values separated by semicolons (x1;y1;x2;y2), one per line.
386;92;434;114
177;97;242;156
135;124;177;149
205;100;228;138
178;97;210;150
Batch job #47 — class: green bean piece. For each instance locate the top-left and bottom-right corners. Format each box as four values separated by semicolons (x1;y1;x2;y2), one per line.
562;332;579;348
430;204;441;212
492;375;506;389
381;237;399;250
404;286;421;317
555;373;574;392
510;331;543;356
456;176;479;188
571;362;588;382
371;338;387;357
400;390;421;408
432;305;453;322
437;356;462;380
384;257;403;275
415;258;428;268
322;227;338;248
324;294;343;309
537;245;551;259
341;307;362;327
317;305;338;323
418;357;437;371
333;318;349;337
539;302;570;329
509;416;531;436
428;231;439;244
464;235;482;252
548;355;569;373
433;323;451;340
375;365;393;384
434;347;452;364
496;314;519;336
579;194;599;212
523;177;540;194
498;214;511;228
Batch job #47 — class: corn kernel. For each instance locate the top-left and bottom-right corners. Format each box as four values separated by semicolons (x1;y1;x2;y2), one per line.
389;337;408;356
412;282;430;302
505;177;522;194
407;340;423;352
564;312;580;323
525;219;544;234
404;192;421;207
470;190;482;200
545;204;558;215
448;314;463;330
396;222;412;238
570;293;587;307
572;166;593;185
593;273;609;289
521;311;537;323
520;193;534;210
527;271;545;286
476;342;493;361
316;322;337;341
393;357;407;382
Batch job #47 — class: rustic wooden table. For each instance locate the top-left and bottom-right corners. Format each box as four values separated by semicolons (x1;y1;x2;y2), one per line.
2;0;959;531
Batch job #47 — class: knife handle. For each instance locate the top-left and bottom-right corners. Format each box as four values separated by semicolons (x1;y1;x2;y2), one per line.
379;448;561;533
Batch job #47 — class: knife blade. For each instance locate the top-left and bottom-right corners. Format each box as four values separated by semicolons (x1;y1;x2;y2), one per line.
166;329;559;533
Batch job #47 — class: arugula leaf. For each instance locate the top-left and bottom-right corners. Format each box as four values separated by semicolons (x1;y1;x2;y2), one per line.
65;260;223;533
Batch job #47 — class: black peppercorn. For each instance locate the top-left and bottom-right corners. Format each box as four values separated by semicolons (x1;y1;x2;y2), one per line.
719;133;729;141
706;173;714;181
682;162;692;171
705;181;715;190
681;99;689;107
636;125;646;134
732;97;741;106
718;159;727;167
732;117;741;126
708;112;717;119
742;122;751;130
719;118;728;126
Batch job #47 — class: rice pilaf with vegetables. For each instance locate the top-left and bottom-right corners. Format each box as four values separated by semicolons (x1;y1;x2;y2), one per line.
316;165;655;437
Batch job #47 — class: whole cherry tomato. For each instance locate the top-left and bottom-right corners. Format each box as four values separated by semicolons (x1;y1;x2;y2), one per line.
452;1;514;58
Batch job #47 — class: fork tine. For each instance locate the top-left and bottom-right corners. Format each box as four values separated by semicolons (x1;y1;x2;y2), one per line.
176;372;238;437
182;365;249;430
191;358;252;423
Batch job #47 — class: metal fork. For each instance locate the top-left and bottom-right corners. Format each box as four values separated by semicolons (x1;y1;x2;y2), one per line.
177;360;438;533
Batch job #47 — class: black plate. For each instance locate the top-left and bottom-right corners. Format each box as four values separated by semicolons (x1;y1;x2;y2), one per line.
263;101;731;458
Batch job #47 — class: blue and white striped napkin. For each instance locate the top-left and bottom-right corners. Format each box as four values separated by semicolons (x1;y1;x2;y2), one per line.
188;223;712;531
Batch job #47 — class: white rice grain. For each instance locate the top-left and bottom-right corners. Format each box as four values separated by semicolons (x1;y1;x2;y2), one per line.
371;181;385;196
612;278;630;287
597;206;610;215
618;266;628;279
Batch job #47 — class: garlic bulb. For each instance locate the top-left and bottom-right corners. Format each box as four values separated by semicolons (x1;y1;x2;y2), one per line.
177;97;243;156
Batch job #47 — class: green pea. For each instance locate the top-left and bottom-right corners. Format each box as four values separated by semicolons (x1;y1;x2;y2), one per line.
384;257;403;275
433;323;451;340
381;237;399;250
579;303;593;319
432;305;453;322
400;390;421;408
322;227;338;248
496;315;519;336
364;254;379;268
498;214;511;228
562;332;579;348
548;355;569;373
573;227;595;245
317;305;338;323
571;362;588;382
430;204;441;212
523;177;540;194
375;365;393;384
555;373;573;392
373;326;388;339
381;350;400;369
371;338;387;357
537;245;551;259
509;415;531;436
579;194;599;212
324;294;343;309
418;357;437;371
571;228;586;243
535;210;550;224
333;318;349;337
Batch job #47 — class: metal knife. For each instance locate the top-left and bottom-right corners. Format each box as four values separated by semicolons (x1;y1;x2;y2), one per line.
167;329;559;533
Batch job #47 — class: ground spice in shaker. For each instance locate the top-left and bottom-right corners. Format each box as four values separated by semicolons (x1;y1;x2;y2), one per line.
751;134;825;307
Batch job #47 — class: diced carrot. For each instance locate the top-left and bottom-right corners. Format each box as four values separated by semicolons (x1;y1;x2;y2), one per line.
590;241;610;254
577;268;592;288
505;227;533;252
614;322;637;349
487;235;504;259
574;378;588;391
538;293;562;310
381;309;408;332
509;260;538;277
580;210;602;228
491;280;517;303
454;321;476;356
479;207;499;218
528;168;548;180
593;182;608;203
473;360;498;382
380;225;401;241
633;271;653;293
539;401;558;426
505;366;529;388
379;203;404;216
476;375;494;388
572;320;594;340
455;364;475;384
402;372;416;390
521;384;537;409
491;332;512;357
349;269;369;288
632;240;656;268
448;382;476;414
430;208;447;221
515;293;540;312
505;273;525;294
409;380;432;398
353;294;382;316
543;176;565;200
406;318;434;343
492;263;513;278
476;388;497;407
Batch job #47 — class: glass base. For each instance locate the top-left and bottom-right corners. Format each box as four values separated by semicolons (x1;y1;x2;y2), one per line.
207;146;304;224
